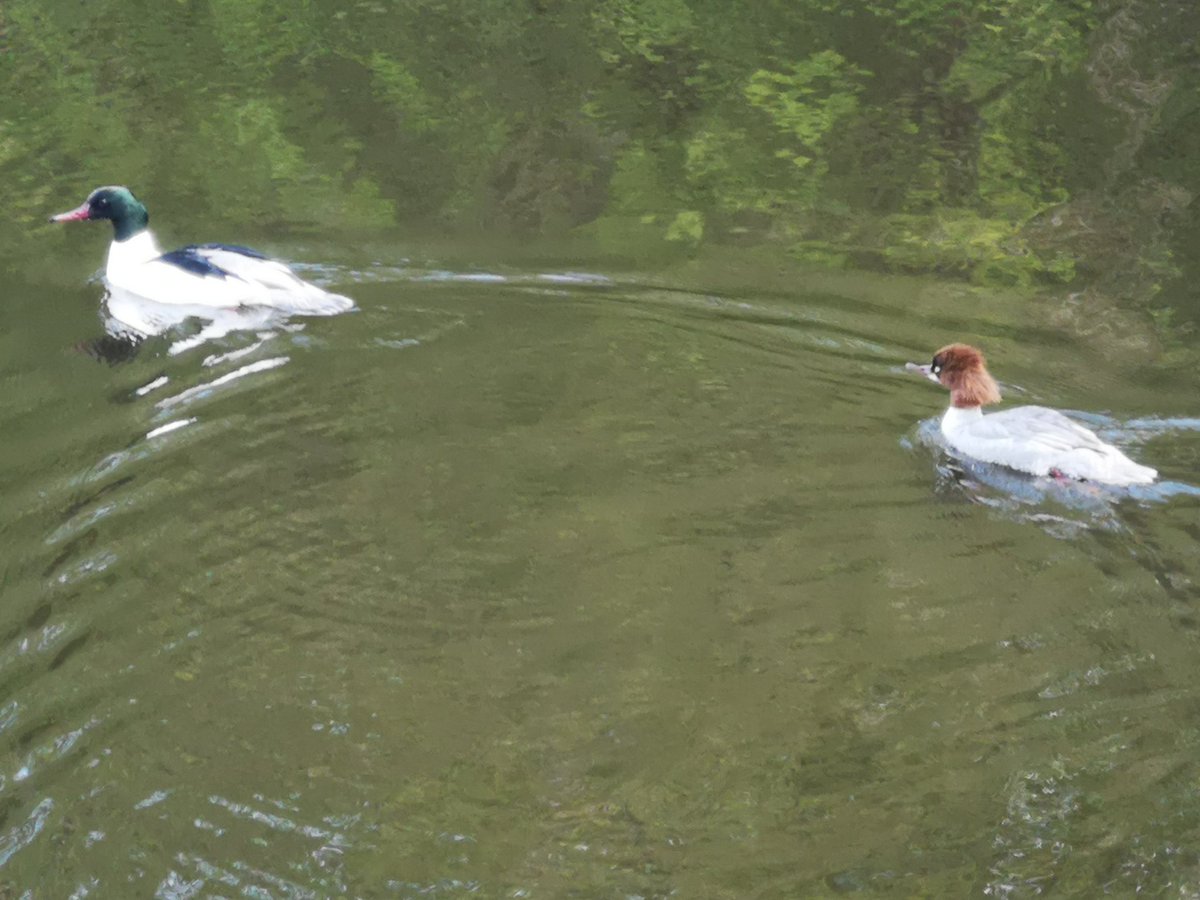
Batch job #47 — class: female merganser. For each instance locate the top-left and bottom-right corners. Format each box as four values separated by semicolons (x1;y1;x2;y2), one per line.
51;186;354;315
907;343;1157;485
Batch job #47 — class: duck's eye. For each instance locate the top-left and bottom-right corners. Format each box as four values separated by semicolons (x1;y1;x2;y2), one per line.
931;363;942;375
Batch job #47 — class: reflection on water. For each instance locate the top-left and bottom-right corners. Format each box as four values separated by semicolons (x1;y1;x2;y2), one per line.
88;273;355;360
1;259;1199;897
102;286;283;357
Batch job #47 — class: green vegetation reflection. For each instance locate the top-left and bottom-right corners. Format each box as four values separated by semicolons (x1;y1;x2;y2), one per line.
3;0;1198;312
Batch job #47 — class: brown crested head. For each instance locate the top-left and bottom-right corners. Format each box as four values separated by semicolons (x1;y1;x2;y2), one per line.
929;343;1002;408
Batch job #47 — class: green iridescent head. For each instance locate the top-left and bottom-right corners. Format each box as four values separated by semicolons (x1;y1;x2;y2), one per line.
51;186;150;242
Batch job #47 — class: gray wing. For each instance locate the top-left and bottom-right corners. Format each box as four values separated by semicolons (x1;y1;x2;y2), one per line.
188;244;311;292
184;244;354;314
973;406;1112;456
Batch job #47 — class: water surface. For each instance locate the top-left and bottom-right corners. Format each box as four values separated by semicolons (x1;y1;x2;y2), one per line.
5;0;1200;892
1;252;1198;896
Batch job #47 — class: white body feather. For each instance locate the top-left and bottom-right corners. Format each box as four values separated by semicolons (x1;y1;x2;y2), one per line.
941;405;1157;485
106;232;354;315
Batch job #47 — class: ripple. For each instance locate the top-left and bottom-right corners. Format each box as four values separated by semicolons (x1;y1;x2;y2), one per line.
154;356;290;412
0;798;52;868
318;261;613;289
2;261;1199;895
208;794;336;841
145;418;196;440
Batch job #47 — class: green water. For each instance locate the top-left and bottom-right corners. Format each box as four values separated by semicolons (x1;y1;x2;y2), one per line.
2;256;1198;896
4;0;1200;896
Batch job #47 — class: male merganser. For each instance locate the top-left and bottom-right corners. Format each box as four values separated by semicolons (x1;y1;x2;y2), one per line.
907;343;1157;485
51;186;354;315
